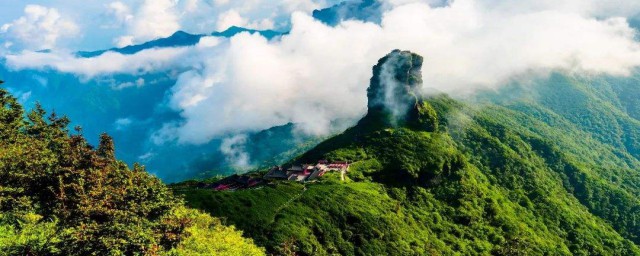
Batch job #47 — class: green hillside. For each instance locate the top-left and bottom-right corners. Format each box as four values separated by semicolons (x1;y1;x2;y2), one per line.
176;51;640;255
0;82;264;255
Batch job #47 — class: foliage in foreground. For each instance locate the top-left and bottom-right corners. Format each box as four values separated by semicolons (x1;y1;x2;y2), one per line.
0;87;264;255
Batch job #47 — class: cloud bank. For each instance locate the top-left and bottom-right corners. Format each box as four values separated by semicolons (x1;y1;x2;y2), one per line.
1;5;79;51
6;0;640;146
112;0;181;46
103;0;344;46
0;0;342;50
7;47;190;78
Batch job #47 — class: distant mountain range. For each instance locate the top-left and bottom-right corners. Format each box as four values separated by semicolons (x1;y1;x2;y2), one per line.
76;27;284;58
76;0;382;58
312;0;383;26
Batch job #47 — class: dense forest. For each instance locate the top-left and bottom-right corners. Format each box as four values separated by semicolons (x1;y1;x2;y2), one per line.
175;51;640;255
0;80;264;255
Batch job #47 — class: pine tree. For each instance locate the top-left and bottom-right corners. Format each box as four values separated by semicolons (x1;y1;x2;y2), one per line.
97;132;115;160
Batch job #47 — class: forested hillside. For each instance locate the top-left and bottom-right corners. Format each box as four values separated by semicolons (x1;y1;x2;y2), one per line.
3;0;640;255
0;80;264;255
176;51;640;255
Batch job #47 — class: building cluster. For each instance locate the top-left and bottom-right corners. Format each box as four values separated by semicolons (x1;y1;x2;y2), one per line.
264;160;350;182
210;174;264;191
208;160;350;192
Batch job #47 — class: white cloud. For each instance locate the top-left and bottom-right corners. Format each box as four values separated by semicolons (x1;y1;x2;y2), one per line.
475;0;640;18
6;46;189;78
7;0;640;145
113;77;145;90
213;0;230;6
164;20;382;144
216;9;276;31
378;1;640;91
217;10;248;31
198;36;222;47
113;0;181;45
102;0;335;47
5;36;223;78
114;118;133;130
165;0;640;144
138;151;156;161
106;1;133;26
131;0;180;40
220;134;252;169
1;5;79;50
114;35;134;47
184;0;338;32
279;0;323;13
182;0;200;13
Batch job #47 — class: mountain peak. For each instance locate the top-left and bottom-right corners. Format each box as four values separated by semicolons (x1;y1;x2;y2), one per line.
366;50;429;127
312;0;383;26
170;30;196;38
211;26;283;40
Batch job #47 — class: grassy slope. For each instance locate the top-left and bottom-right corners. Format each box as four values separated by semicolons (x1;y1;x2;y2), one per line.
176;73;640;255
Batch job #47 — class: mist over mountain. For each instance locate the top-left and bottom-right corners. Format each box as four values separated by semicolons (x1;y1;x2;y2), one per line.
3;0;640;255
0;25;299;182
0;1;394;182
0;2;371;182
173;48;640;255
77;27;284;58
312;0;384;25
2;0;640;185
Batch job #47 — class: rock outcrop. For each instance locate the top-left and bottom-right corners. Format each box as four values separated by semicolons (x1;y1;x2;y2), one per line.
364;49;437;131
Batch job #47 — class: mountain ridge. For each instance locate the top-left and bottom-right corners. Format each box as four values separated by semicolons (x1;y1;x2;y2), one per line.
175;50;640;255
76;0;380;58
76;26;284;58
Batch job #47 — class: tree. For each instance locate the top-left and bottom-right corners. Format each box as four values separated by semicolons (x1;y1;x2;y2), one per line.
408;101;439;132
0;88;25;141
0;87;265;255
97;132;115;159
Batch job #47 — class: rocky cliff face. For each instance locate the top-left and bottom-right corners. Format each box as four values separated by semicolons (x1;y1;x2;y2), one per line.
365;50;436;130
